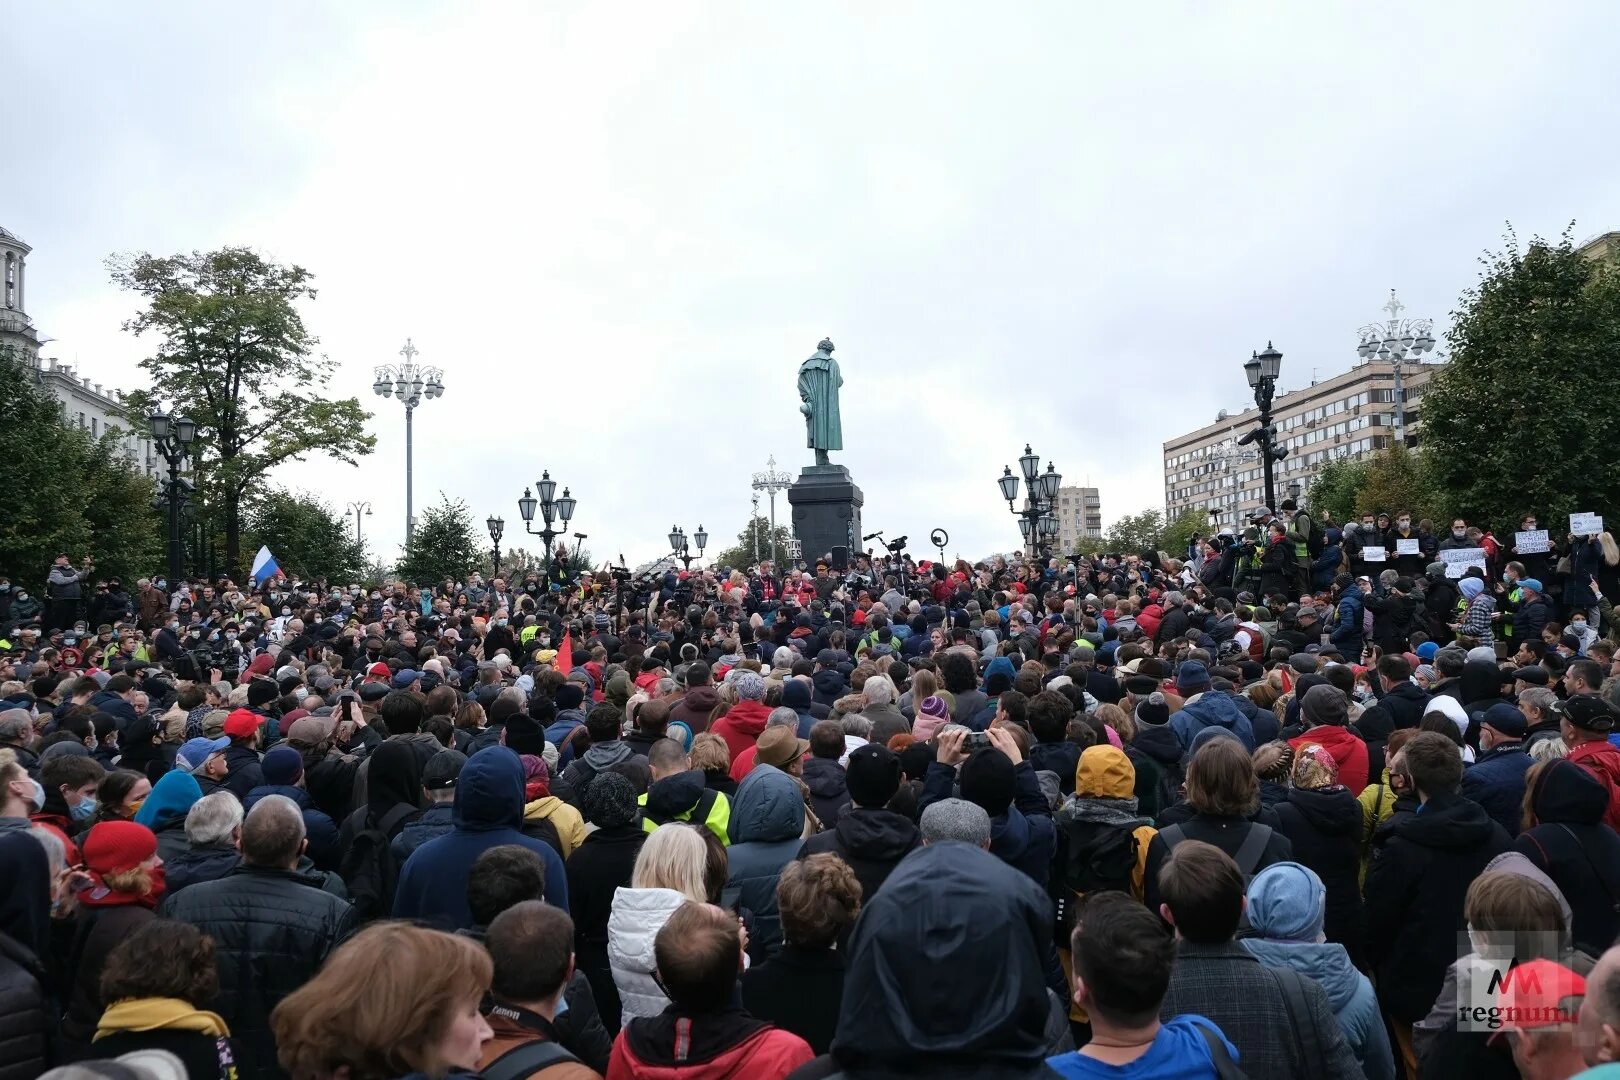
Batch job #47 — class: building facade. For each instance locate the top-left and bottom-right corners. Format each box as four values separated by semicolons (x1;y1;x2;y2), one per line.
0;224;160;477
1054;485;1102;553
1162;357;1437;533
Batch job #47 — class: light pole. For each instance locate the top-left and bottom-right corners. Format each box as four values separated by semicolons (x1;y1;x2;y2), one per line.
668;524;708;570
486;515;504;579
149;411;197;586
372;338;444;547
998;445;1061;557
346;501;372;547
517;471;576;586
1239;342;1287;514
1357;290;1437;449
751;455;792;570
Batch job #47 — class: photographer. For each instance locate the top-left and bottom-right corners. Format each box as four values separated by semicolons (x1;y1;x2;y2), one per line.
46;552;93;632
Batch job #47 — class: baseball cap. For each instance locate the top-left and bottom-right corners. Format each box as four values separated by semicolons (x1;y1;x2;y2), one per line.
176;736;230;771
390;669;421;689
423;749;468;790
1486;959;1585;1045
222;709;261;740
366;662;391;679
1559;693;1615;733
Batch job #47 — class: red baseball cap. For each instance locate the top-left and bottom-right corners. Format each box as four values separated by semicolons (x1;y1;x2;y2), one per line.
223;708;261;740
366;662;391;679
1487;959;1585;1044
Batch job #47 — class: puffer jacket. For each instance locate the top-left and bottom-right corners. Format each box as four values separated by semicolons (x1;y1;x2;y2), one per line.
797;806;920;903
1169;692;1256;754
1242;936;1395;1080
0;931;46;1080
160;863;357;1079
726;766;805;960
607;886;686;1025
243;784;341;871
801;757;849;827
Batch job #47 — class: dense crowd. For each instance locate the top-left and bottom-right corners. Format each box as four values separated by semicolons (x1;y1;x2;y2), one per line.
4;504;1620;1080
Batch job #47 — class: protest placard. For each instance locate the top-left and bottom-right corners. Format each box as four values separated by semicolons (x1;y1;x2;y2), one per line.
1515;530;1549;554
1570;513;1604;537
1440;547;1487;578
1395;538;1420;556
1362;547;1386;563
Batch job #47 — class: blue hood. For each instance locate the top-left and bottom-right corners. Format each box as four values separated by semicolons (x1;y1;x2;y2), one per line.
982;655;1017;693
134;769;202;830
1243;938;1364;1013
1246;861;1325;941
452;747;526;832
991;803;1033;862
729;765;804;844
1170;690;1256;753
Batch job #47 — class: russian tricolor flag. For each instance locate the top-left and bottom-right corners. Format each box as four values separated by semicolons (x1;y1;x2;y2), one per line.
251;545;284;586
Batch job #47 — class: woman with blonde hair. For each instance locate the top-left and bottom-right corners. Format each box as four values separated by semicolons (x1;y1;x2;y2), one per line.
607;823;711;1024
62;822;166;1054
271;922;492;1079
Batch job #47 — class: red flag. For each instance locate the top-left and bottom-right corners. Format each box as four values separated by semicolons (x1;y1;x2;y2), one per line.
555;629;572;674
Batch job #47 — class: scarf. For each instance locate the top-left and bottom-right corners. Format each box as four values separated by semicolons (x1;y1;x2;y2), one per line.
95;996;229;1041
1056;795;1153;831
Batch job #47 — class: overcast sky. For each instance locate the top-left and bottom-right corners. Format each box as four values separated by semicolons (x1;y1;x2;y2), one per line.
9;2;1620;569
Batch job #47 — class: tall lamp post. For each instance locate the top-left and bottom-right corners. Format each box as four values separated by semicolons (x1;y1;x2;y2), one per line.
346;501;372;547
1356;290;1436;449
997;445;1061;557
372;338;444;547
486;515;504;578
751;455;792;569
1238;342;1287;515
150;411;197;586
668;524;708;570
517;471;576;585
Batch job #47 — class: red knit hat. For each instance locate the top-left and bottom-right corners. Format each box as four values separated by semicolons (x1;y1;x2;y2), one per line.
82;821;158;876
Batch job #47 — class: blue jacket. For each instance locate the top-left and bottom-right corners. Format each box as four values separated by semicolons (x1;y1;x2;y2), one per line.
392;747;568;929
1459;743;1534;838
1170;692;1257;755
1331;584;1366;652
726;766;806;960
1243;938;1396;1080
89;691;139;732
1312;543;1344;590
244;784;342;871
391;804;455;863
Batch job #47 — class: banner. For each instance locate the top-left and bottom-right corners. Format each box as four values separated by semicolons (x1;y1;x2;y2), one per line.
1570;513;1604;537
1515;530;1549;555
1395;538;1420;556
1440;547;1488;579
1361;547;1386;563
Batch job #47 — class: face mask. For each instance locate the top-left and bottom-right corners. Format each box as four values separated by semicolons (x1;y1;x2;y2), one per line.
294;687;309;701
15;594;26;602
27;779;44;812
124;798;146;817
155;581;166;590
1354;686;1373;702
71;796;98;822
1452;529;1465;539
226;632;237;641
280;609;291;617
1397;521;1410;530
167;622;179;633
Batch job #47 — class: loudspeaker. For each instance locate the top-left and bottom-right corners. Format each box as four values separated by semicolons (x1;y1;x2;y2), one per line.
830;545;849;571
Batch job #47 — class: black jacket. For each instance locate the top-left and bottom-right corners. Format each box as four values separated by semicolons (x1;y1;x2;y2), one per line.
161;864;358;1079
1364;791;1511;1023
741;945;844;1055
164;841;243;897
801;757;849;827
1515;758;1620;955
92;1029;239;1080
797;808;920;902
0;931;46;1080
1379;680;1430;730
1143;812;1293;918
1272;787;1364;962
565;823;644;1036
221;743;263;802
63;902;156;1049
1364;590;1418;653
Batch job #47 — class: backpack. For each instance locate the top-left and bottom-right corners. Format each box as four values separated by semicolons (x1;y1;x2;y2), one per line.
480;1038;579;1080
1158;822;1273;880
1065;823;1139;898
338;803;417;920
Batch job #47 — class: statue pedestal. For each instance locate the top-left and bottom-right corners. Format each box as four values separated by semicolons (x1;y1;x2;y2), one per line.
787;464;863;566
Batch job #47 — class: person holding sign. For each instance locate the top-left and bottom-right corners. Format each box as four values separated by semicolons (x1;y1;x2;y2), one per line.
1384;512;1432;578
1568;531;1603;626
1508;515;1555;583
1436;518;1473;553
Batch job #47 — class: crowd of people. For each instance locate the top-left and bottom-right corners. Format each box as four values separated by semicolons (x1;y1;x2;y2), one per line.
3;506;1620;1080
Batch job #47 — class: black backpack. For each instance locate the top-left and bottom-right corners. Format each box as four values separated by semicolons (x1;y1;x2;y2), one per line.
1065;822;1139;898
338;803;416;920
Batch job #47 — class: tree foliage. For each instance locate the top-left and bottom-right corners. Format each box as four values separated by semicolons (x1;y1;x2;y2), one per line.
0;346;163;584
395;494;482;585
109;248;375;574
1105;510;1167;555
1306;457;1372;525
710;515;797;572
1161;508;1207;560
1353;445;1442;524
242;488;365;583
1423;224;1620;531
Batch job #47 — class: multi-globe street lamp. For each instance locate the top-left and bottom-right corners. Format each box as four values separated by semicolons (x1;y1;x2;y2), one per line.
517;471;576;585
997;445;1061;555
149;411;197;586
1356;290;1437;448
372;339;444;547
751;455;793;570
668;524;708;570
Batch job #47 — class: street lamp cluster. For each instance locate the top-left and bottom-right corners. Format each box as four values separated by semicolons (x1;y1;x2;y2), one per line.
516;471;577;584
668;524;708;570
1357;290;1436;447
149;411;197;585
1237;342;1288;514
998;445;1062;551
372;339;445;547
751;455;793;569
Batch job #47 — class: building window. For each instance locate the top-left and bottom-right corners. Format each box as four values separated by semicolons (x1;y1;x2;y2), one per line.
3;253;13;309
90;417;98;436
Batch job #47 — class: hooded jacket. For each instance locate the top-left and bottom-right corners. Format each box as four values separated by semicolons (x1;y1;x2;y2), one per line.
1379;679;1430;730
608;886;686;1025
669;686;720;735
392;747;569;929
1288;723;1369;796
1053;747;1156;911
800;756;849;827
1364;790;1511;1022
726;766;805;960
608;1008;813;1080
711;700;772;764
556;740;645;807
1514;758;1620;954
243;784;341;871
811;668;847;709
1169;691;1256;754
639;769;731;846
820;843;1059;1080
1566;735;1620;831
798;805;920;903
1272;786;1364;960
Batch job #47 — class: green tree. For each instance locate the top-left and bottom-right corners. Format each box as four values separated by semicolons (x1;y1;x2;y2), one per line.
710;515;796;571
1306;457;1372;525
1161;508;1208;559
242;488;365;583
1353;445;1443;524
0;345;163;584
395;494;482;585
1105;509;1166;555
1423;224;1620;531
109;248;375;575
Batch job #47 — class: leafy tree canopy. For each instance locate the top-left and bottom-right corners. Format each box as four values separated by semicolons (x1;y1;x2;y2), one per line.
710;516;796;573
395;494;482;586
1307;457;1373;526
242;488;366;583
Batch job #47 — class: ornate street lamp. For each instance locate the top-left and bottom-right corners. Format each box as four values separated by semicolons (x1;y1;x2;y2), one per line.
373;339;445;546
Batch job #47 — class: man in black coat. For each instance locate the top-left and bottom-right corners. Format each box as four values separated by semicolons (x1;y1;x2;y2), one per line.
1375;653;1430;730
798;744;919;902
1364;732;1510;1042
162;794;356;1080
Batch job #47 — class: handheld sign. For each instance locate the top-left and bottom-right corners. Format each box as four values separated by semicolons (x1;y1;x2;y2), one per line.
1440;548;1487;579
1515;530;1549;555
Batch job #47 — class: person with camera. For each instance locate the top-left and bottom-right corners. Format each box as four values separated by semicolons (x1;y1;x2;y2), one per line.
46;552;93;633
